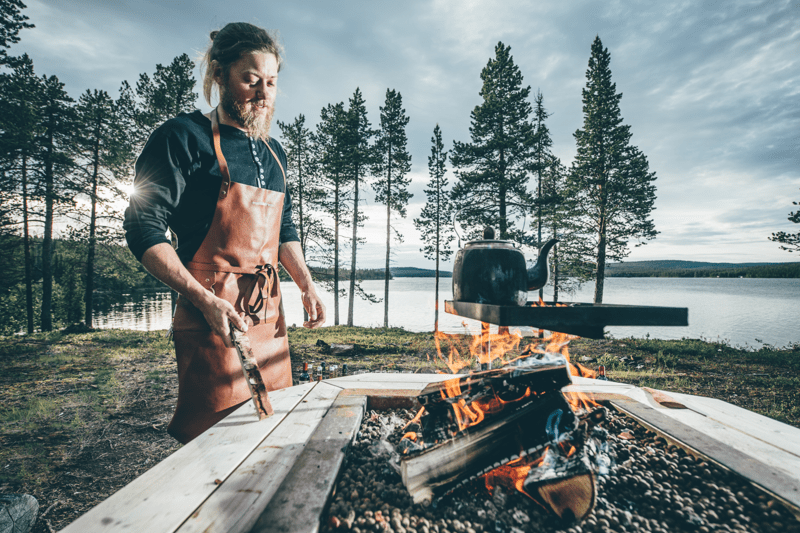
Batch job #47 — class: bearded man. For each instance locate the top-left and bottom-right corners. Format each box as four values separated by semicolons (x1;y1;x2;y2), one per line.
124;23;325;444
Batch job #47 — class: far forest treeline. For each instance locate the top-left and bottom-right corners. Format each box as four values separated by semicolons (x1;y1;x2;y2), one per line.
2;3;662;334
607;261;800;279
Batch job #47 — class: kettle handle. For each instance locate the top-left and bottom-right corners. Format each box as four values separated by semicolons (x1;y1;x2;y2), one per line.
452;208;468;248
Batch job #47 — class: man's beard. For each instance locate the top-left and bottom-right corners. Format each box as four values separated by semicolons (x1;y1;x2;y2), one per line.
220;89;274;141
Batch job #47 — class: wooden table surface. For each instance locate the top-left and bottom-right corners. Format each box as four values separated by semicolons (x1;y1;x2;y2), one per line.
59;373;800;532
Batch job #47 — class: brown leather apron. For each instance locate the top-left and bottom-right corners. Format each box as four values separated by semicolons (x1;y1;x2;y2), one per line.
167;109;292;444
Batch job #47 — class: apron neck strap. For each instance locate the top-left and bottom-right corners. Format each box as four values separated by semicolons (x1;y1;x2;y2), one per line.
211;108;232;199
211;106;287;195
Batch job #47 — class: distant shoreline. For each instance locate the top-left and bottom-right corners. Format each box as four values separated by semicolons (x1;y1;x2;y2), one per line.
381;261;800;279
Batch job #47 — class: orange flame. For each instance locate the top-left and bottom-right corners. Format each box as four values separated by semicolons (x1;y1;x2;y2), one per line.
563;389;601;412
484;456;539;496
402;431;417;441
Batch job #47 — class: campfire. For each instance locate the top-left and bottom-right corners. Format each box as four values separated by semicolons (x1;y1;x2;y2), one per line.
394;322;609;522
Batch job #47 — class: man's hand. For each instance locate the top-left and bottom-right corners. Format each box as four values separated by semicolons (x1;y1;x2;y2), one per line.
141;243;248;346
196;291;249;347
301;289;326;329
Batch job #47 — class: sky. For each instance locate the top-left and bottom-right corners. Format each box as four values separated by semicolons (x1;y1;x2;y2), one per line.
10;0;800;269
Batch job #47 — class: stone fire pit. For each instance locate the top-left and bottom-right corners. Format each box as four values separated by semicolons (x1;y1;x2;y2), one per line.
59;374;800;533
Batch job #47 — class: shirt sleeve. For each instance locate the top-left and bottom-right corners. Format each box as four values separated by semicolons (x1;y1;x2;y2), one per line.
123;125;191;261
272;139;300;245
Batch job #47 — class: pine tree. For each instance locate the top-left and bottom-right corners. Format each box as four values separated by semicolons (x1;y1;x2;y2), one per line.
569;36;658;304
373;89;412;328
131;54;198;310
0;0;33;66
530;90;554;300
0;53;39;332
135;54;198;128
540;157;591;302
314;102;351;325
451;42;535;241
278;114;330;321
75;89;132;327
770;189;800;252
414;124;455;332
38;74;78;330
344;88;376;327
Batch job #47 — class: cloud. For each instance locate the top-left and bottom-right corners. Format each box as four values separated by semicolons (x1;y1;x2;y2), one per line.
9;0;799;266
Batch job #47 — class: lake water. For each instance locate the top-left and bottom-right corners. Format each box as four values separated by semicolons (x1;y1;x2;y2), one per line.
92;277;800;349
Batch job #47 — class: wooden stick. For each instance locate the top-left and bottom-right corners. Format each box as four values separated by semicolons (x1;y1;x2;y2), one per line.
231;328;274;419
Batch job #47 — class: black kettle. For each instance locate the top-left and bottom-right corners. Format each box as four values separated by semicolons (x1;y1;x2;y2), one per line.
452;227;558;306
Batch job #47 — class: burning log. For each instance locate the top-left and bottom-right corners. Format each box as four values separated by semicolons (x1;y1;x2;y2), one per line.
401;391;577;505
415;361;573;412
400;360;579;504
398;353;610;526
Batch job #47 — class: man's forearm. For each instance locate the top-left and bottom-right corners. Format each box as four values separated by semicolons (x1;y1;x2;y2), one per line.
140;243;248;342
141;243;212;308
278;241;314;291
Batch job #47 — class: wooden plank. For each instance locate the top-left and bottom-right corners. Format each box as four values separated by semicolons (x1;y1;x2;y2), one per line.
250;393;367;533
327;380;430;391
175;383;341;533
60;383;316;533
611;398;800;510
665;392;800;458
650;404;800;478
327;373;453;385
336;388;422;410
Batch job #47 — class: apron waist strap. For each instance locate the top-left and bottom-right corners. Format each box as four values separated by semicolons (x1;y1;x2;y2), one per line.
186;261;268;275
186;261;278;318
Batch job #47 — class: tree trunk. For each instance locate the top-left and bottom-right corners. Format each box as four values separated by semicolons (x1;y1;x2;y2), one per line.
384;151;392;328
594;214;607;304
334;181;340;325
434;203;440;333
552;242;559;304
347;172;359;327
22;156;34;334
41;128;54;331
84;133;100;328
594;174;608;304
297;149;308;323
538;165;543;302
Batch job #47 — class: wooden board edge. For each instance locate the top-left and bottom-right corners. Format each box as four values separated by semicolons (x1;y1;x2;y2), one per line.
249;391;367;533
338;388;422;410
608;398;800;520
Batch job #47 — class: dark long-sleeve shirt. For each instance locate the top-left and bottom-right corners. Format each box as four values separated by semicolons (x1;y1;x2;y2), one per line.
124;110;299;264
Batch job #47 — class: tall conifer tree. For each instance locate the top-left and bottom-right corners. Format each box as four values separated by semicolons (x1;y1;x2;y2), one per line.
570;36;657;303
540;157;591;302
531;90;554;299
0;53;39;332
314;102;351;325
344;88;376;327
0;0;33;66
135;54;198;128
451;42;535;241
75;89;131;327
414;124;454;332
38;74;77;330
373;89;412;328
278;114;330;321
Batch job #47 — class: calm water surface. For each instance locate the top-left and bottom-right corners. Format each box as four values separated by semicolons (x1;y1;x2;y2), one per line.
93;277;800;349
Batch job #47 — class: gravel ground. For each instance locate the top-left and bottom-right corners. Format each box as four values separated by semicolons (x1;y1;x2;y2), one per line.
323;407;800;533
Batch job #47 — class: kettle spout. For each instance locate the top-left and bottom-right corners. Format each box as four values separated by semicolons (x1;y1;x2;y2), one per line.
526;238;559;292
